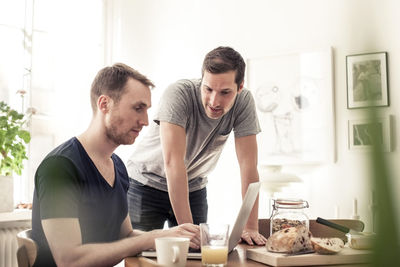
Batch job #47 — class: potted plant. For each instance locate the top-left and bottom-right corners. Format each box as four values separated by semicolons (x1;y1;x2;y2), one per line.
0;101;31;212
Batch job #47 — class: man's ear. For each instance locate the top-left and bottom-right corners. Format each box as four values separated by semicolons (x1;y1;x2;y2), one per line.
97;95;111;114
238;81;244;94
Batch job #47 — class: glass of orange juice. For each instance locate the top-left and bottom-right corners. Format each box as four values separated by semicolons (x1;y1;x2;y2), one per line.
200;223;229;266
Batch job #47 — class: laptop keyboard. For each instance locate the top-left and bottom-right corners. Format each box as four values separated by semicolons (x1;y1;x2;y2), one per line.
189;247;201;253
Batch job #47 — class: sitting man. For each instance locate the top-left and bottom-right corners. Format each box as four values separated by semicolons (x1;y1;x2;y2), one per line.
31;63;199;267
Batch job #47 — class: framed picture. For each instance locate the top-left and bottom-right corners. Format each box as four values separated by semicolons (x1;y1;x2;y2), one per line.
346;52;388;109
348;116;392;152
246;48;335;165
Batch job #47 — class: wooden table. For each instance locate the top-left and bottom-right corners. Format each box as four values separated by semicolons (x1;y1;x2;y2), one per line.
124;244;371;267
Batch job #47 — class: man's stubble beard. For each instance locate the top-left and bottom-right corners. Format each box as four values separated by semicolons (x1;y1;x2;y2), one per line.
105;116;134;146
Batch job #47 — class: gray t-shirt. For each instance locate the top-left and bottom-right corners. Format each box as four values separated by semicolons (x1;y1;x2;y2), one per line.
126;79;260;192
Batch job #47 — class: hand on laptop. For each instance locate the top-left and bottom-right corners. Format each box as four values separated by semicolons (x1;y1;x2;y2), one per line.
240;228;267;246
166;223;201;249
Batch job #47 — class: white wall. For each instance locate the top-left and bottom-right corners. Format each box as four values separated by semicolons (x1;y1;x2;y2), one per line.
110;0;400;232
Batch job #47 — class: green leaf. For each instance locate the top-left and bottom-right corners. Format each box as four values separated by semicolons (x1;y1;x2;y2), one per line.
0;101;31;176
18;130;31;143
0;116;7;127
9;110;23;121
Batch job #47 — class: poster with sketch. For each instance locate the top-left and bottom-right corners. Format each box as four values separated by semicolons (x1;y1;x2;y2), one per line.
246;48;335;165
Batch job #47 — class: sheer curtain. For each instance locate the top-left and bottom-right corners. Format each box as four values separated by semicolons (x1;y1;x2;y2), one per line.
0;0;105;205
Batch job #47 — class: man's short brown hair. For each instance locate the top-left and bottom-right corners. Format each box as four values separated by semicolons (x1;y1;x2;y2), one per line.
201;46;246;89
90;63;154;112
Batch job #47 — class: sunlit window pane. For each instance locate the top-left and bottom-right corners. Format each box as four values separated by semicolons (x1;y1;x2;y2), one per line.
0;0;104;205
0;0;25;28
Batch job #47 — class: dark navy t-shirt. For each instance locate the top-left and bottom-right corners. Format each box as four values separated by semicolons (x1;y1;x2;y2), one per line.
31;137;129;266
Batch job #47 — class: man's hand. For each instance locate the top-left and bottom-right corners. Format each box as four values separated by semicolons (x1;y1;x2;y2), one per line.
164;223;201;249
240;229;267;246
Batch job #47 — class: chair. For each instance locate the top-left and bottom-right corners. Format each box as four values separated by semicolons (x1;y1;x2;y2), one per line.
16;229;37;267
258;218;365;241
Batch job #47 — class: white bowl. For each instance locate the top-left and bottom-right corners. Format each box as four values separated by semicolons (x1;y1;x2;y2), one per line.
346;232;376;250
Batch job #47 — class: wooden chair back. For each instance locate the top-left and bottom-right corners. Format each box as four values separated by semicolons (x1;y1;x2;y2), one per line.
258;218;364;240
16;229;37;267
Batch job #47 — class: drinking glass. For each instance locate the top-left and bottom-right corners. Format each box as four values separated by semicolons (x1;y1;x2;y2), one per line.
200;223;229;267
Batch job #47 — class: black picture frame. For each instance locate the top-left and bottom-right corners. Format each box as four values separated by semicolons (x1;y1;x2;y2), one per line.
348;116;392;152
346;52;389;109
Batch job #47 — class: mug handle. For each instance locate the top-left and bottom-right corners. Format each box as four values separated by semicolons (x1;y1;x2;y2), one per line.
172;245;180;263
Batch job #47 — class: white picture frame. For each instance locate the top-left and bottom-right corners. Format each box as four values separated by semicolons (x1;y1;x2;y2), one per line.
346;52;389;109
348;116;392;152
246;48;335;165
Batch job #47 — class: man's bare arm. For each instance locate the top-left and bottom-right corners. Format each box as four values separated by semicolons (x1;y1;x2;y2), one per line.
42;215;199;267
235;134;267;245
160;121;193;224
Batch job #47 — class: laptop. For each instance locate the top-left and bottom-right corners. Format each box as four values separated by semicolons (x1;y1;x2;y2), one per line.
140;182;261;259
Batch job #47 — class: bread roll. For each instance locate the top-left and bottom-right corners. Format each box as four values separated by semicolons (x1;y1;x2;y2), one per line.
266;226;313;253
311;237;344;254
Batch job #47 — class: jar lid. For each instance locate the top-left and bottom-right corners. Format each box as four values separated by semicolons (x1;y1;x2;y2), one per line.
273;198;309;209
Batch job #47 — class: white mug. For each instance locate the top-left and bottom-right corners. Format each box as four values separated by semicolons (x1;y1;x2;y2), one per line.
155;237;189;267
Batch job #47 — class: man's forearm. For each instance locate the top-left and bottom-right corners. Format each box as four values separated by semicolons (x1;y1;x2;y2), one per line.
129;229;145;237
55;231;158;267
165;163;193;224
241;171;260;231
246;197;260;230
50;223;200;267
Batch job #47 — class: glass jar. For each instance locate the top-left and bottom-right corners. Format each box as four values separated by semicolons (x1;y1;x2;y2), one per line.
270;198;310;236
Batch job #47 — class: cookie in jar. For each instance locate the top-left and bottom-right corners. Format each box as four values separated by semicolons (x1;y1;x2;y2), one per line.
270;198;309;236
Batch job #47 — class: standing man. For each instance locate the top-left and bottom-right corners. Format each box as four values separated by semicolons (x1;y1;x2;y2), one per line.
127;47;267;246
31;63;199;267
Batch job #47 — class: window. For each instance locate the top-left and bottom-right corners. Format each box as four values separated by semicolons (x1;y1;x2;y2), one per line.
0;0;105;204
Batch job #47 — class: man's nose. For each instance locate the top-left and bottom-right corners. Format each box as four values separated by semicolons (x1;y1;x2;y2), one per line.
209;92;220;107
139;112;149;126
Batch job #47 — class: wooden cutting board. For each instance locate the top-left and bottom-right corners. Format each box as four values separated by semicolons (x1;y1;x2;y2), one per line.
247;247;372;266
